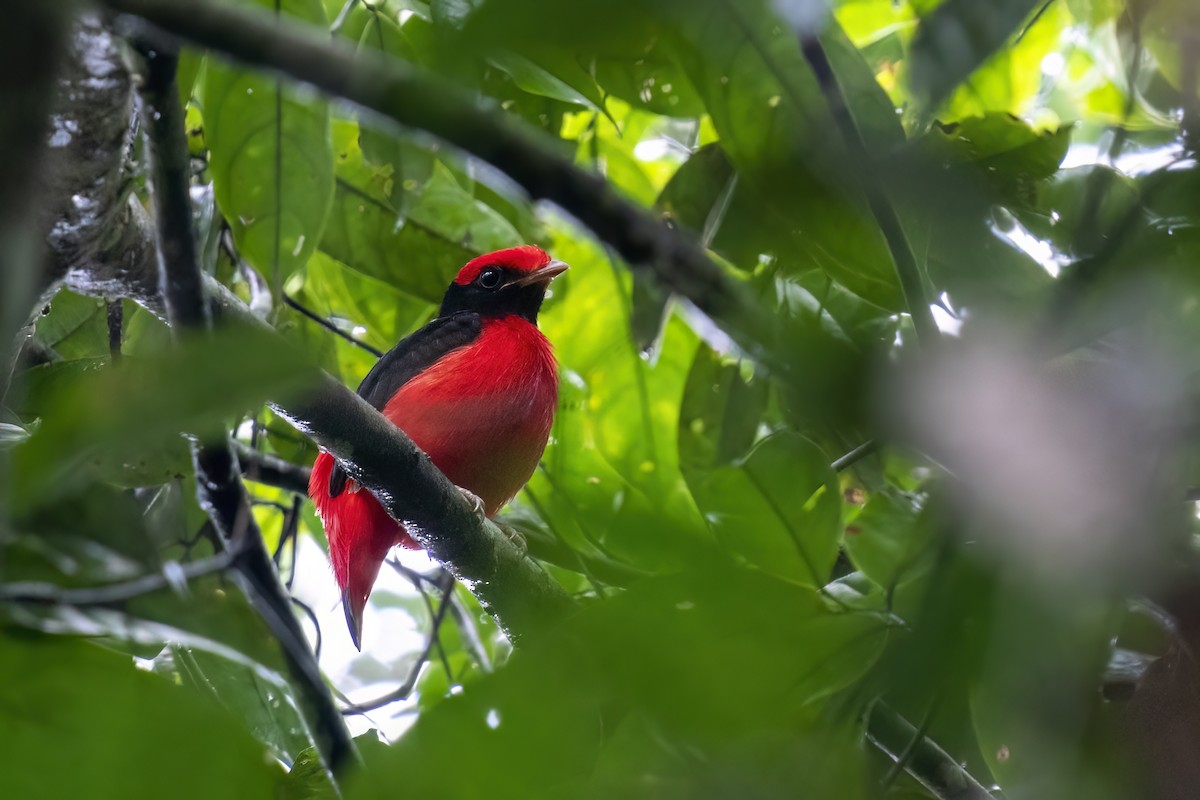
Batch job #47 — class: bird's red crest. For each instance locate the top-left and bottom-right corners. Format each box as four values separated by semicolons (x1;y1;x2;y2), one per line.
454;245;551;285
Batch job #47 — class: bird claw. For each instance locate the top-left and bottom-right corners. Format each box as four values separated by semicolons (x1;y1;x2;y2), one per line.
457;486;486;521
496;524;528;557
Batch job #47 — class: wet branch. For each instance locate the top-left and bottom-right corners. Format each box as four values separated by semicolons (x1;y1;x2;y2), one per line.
132;41;355;776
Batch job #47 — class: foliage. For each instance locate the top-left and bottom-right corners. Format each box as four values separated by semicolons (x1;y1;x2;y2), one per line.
5;0;1200;798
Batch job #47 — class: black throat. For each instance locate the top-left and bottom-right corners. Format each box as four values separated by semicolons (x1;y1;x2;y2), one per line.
437;276;548;323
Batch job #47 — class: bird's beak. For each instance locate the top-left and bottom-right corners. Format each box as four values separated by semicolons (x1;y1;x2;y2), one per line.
342;589;365;651
510;260;569;287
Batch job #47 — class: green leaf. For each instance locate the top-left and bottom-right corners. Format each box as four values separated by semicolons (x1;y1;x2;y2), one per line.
489;49;609;115
915;113;1072;205
843;488;936;590
678;342;768;474
685;431;841;586
522;231;711;570
663;3;904;308
34;289;108;359
167;646;315;763
320;121;523;303
0;631;283;799
908;0;1046;111
202;0;333;293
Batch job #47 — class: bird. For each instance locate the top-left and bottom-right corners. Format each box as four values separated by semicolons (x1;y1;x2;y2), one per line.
309;245;566;649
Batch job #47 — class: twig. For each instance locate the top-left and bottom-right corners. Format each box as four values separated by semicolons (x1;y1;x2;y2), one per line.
235;441;312;494
866;701;997;800
341;572;457;715
832;440;879;473
132;41;355;775
797;36;938;346
447;586;493;673
292;595;323;661
0;549;237;606
283;293;383;357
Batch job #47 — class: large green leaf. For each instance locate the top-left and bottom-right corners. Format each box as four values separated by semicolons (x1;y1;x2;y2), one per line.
663;1;905;309
516;229;712;572
319;121;523;303
163;645;314;764
202;0;333;294
684;431;842;586
908;0;1046;111
0;631;283;798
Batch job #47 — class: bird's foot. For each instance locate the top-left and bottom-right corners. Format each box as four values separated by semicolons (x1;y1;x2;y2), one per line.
457;486;487;522
496;523;528;557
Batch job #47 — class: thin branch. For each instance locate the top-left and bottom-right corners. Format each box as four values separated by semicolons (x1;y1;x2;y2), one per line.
832;439;879;473
0;549;237;606
102;0;778;366
340;572;456;715
447;585;494;673
292;595;323;662
284;293;383;357
391;563;454;681
866;701;998;800
235;441;312;495
797;36;938;346
132;41;355;775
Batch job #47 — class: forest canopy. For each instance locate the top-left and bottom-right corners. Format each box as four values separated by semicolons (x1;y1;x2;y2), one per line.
3;0;1200;798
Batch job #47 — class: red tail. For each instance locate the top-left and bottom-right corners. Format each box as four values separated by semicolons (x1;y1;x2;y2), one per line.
309;451;416;649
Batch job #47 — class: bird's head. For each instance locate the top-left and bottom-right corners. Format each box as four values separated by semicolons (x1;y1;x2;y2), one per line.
438;245;568;322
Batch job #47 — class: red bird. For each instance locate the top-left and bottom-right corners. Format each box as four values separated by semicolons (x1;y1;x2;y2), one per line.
309;246;566;649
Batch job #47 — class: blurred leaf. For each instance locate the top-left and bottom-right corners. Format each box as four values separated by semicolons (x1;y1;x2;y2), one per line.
0;421;29;449
909;0;1045;111
915;113;1072;205
350;568;884;798
843;488;935;590
202;0;333;292
10;327;314;507
0;631;282;799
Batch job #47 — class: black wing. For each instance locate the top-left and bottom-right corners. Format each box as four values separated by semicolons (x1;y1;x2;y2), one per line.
327;312;483;498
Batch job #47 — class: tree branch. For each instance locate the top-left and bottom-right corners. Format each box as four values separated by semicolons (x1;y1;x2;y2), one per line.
132;41;355;775
101;0;779;365
234;441;312;495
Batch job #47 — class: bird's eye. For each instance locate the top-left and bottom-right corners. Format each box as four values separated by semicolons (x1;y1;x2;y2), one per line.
476;267;503;289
